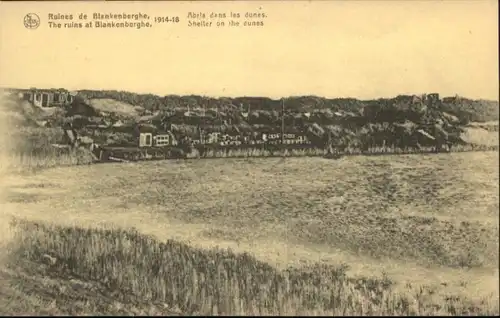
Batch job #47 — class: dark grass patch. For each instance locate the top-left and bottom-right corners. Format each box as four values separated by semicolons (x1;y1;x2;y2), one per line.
6;219;498;316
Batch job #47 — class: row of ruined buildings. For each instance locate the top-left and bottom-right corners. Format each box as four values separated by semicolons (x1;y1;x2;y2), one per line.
17;88;76;108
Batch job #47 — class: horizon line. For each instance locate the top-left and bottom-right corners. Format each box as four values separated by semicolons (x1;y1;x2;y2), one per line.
2;86;499;103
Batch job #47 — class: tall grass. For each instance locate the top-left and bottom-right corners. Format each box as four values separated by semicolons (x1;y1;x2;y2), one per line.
132;144;499;162
199;147;326;158
7;149;94;173
8;220;499;316
5;126;94;172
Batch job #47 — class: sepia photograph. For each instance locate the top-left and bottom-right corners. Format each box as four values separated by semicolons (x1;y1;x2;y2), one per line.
0;0;498;315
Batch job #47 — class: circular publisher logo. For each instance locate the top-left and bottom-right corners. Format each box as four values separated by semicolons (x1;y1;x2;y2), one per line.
24;13;40;29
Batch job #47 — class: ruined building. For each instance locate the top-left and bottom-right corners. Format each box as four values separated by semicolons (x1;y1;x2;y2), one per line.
18;88;75;108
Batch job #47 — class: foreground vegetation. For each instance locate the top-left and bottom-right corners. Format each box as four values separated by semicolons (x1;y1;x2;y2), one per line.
4;219;498;316
2;153;498;316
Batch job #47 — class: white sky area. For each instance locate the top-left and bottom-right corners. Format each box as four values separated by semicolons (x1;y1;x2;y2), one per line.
0;1;498;100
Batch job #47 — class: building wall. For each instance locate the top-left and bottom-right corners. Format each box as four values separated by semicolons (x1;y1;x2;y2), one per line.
139;132;178;147
33;92;44;107
139;133;153;147
24;90;74;108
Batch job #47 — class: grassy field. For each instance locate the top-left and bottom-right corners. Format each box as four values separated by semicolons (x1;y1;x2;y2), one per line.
1;153;499;315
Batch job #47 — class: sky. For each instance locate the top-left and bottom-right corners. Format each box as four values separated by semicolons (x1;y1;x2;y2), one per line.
0;1;498;100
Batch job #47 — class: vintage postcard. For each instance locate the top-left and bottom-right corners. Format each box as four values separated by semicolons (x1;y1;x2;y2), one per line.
0;0;498;315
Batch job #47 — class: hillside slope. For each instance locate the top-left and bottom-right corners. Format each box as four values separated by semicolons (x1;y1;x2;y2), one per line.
78;90;499;123
87;98;145;120
6;88;500;151
0;263;183;316
73;91;498;150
